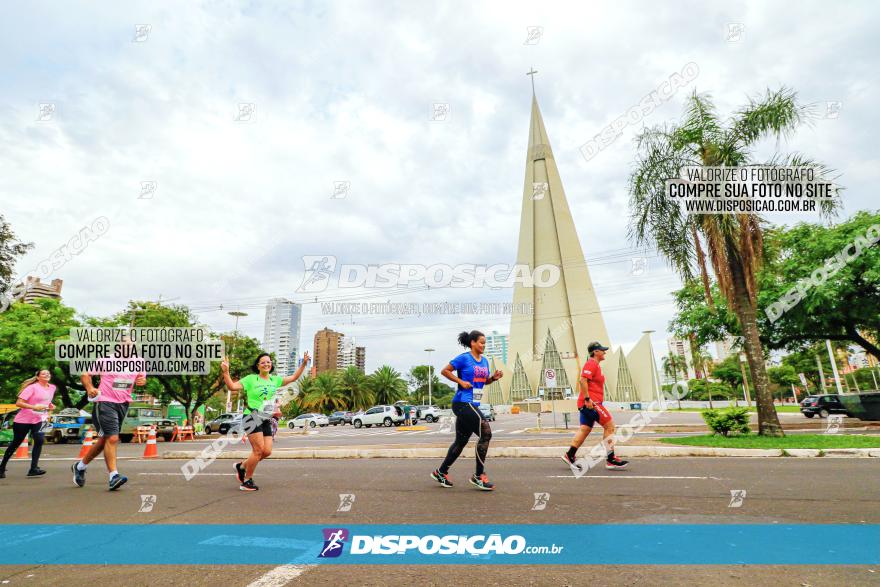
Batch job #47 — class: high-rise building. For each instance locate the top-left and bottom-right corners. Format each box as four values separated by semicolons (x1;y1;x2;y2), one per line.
666;336;697;381
314;327;343;375
263;298;302;377
11;276;63;304
485;331;508;365
503;86;656;404
714;336;737;362
337;337;366;372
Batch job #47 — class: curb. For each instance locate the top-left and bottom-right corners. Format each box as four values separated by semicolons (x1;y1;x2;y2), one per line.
161;446;879;459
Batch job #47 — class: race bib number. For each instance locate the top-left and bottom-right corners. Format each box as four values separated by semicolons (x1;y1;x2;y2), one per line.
112;378;134;390
473;389;483;402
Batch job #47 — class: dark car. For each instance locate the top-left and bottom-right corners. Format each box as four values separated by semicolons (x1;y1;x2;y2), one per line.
205;412;243;434
328;411;353;426
800;395;847;418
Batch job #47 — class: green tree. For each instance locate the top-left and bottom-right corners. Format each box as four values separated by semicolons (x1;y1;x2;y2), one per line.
0;298;84;407
767;364;800;400
0;214;33;300
662;353;688;382
368;365;407;405
759;211;880;359
629;87;839;435
338;366;373;410
302;371;347;413
407;365;452;404
97;300;261;425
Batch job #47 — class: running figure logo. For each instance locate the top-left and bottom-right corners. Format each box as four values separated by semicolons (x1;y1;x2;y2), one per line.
728;489;747;508
438;415;455;434
318;528;349;558
337;493;355;512
297;255;337;293
532;492;550;511
825;414;844;434
139;495;157;513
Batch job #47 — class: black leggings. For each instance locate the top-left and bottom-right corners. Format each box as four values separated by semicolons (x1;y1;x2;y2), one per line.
0;422;45;471
439;402;492;476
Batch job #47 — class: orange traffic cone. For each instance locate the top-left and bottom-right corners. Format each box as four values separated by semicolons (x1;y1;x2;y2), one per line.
78;428;94;458
142;426;158;458
13;435;28;459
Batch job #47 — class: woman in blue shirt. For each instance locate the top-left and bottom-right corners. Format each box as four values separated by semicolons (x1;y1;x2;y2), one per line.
431;330;503;490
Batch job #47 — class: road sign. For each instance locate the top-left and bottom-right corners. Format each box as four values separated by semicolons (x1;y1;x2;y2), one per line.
544;369;557;388
798;373;808;387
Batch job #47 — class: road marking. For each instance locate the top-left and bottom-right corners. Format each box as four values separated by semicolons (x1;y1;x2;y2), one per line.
139;472;234;476
493;429;505;433
546;475;726;480
246;564;312;586
509;429;526;434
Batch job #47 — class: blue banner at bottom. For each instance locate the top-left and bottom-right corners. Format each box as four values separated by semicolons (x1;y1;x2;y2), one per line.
1;524;877;565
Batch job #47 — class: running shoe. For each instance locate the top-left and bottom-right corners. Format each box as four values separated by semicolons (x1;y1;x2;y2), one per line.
605;456;629;470
27;467;46;477
109;473;128;491
430;469;453;488
71;462;86;487
240;478;259;492
234;461;245;483
469;473;495;491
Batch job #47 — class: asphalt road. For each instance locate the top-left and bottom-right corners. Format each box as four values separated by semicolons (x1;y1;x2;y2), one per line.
0;455;877;586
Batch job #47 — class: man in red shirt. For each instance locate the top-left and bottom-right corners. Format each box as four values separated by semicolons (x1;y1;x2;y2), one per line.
562;341;628;470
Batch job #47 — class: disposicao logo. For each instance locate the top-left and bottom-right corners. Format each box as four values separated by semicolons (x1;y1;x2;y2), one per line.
318;528;349;558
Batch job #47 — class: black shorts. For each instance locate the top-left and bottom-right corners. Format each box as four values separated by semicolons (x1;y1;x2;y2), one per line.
242;412;273;437
93;401;129;437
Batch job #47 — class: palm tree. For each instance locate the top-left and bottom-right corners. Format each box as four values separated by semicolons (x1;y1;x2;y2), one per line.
368;365;407;405
303;371;347;413
338;366;374;411
629;88;839;436
662;353;688;409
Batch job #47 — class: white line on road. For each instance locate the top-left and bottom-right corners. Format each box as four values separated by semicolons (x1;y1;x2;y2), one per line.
546;475;726;480
246;564;312;587
138;472;234;476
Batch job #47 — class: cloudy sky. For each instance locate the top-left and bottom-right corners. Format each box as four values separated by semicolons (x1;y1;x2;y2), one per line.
2;0;877;375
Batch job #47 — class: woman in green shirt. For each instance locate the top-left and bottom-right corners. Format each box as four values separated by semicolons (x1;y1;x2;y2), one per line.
221;351;310;491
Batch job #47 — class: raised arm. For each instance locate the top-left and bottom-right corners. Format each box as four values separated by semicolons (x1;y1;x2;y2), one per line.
220;358;243;391
281;351;310;386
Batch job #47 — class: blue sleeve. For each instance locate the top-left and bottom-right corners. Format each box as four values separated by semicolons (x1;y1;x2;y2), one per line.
449;353;466;373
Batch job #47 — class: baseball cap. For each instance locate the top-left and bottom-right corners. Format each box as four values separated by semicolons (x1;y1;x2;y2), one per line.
587;341;609;353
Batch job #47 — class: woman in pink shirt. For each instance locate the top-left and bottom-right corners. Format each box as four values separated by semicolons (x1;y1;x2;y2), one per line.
0;369;56;478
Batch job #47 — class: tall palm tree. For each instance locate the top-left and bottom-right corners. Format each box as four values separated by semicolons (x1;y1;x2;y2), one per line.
338;366;374;411
662;353;688;409
303;371;347;413
368;365;407;405
629;88;839;436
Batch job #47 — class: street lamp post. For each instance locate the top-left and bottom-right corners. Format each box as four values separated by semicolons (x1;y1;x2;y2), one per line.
227;311;248;412
424;348;435;406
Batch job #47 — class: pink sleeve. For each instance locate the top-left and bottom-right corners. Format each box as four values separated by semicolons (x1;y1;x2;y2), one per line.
18;384;35;402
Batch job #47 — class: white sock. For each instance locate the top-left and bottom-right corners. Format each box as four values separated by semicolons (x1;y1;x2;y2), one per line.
76;461;87;471
109;470;118;478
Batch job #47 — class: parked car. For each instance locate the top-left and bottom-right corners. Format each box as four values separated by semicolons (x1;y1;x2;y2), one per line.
352;405;406;428
205;412;243;434
0;410;18;446
416;405;441;423
328;411;353;426
479;404;496;421
288;413;330;428
47;409;91;444
119;407;177;442
801;395;847;418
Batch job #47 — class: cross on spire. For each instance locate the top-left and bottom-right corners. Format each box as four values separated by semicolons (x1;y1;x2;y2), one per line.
526;67;538;95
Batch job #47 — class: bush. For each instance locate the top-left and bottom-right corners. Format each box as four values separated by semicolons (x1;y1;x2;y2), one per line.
701;407;750;436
